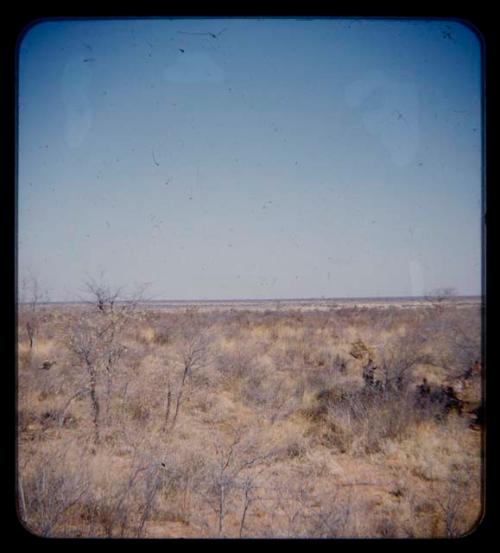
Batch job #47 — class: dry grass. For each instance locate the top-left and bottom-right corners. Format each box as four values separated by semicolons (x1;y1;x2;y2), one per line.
17;300;483;538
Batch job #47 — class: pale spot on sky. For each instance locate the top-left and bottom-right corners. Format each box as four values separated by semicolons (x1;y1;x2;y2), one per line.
346;70;420;166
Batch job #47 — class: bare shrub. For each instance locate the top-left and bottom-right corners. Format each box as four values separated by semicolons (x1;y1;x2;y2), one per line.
66;279;144;443
304;352;347;394
67;317;102;443
425;287;457;311
215;346;256;382
308;489;352;538
153;325;173;345
20;454;89;536
80;453;156;537
310;385;420;454
441;310;481;379
419;302;481;380
241;366;271;406
18;275;46;362
376;332;430;393
197;431;276;537
160;312;212;433
161;449;206;524
435;472;479;538
271;479;317;537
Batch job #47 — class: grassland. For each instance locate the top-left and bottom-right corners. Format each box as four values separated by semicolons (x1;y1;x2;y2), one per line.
17;296;483;538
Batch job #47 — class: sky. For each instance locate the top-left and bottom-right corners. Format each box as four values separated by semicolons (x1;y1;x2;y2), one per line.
17;18;483;301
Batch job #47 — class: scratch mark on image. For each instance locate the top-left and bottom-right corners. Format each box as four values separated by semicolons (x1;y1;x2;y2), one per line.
152;148;160;167
177;28;227;39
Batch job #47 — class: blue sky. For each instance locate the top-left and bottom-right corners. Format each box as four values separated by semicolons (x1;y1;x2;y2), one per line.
18;18;483;301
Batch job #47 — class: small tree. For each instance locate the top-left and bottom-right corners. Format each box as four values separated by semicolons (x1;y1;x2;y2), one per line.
421;295;481;379
197;430;276;537
164;311;211;433
68;319;102;444
377;332;430;394
68;277;145;443
19;275;45;362
425;287;457;313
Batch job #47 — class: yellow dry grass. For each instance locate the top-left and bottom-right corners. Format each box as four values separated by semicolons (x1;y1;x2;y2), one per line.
16;300;483;538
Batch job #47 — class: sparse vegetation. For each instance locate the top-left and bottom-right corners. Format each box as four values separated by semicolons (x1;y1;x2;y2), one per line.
17;294;483;538
18;275;45;366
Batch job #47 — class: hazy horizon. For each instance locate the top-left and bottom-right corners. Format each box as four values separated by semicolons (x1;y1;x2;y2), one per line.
21;292;482;306
18;18;483;302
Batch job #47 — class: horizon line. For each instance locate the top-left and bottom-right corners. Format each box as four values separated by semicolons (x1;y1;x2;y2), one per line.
20;294;483;306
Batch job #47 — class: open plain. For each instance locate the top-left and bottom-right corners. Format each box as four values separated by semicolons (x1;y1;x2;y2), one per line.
17;296;483;538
